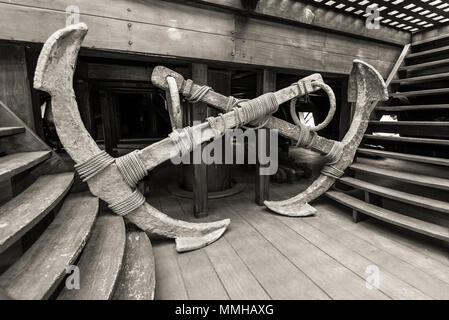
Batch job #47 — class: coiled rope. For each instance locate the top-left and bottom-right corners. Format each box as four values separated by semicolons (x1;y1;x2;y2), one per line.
169;127;195;157
321;142;345;179
182;79;213;103
74;150;149;216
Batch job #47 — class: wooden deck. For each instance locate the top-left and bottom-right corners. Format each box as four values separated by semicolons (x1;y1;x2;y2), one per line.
148;167;449;300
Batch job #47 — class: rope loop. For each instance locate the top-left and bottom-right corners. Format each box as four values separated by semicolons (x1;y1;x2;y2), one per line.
186;85;212;103
321;165;344;179
116;151;148;188
74;150;115;182
108;190;146;216
324;141;344;165
169;127;196;157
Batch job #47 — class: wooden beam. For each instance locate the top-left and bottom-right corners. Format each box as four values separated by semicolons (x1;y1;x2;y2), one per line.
87;63;152;82
255;69;275;205
187;0;411;45
0;1;401;77
191;63;208;217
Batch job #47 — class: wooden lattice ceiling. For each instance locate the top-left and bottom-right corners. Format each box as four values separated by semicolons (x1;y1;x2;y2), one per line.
307;0;449;32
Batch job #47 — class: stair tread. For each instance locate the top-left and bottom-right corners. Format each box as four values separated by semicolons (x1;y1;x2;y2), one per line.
0;193;98;300
376;104;449;111
413;33;449;47
391;72;449;84
326;191;449;242
407;45;449;59
350;163;449;191
113;230;156;300
369;121;449;126
58;213;126;300
0;127;25;138
399;58;449;71
339;176;449;215
391;88;449;97
364;134;449;146
358;148;449;167
0;151;51;181
0;172;74;254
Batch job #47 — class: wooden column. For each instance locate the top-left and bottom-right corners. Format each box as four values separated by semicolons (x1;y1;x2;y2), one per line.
339;77;350;140
255;70;276;205
191;63;208;217
99;90;116;155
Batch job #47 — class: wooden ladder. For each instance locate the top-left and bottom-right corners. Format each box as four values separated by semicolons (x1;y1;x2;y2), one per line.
326;34;449;244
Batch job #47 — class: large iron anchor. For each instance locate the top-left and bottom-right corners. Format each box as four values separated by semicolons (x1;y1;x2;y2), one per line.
33;23;235;253
152;61;388;216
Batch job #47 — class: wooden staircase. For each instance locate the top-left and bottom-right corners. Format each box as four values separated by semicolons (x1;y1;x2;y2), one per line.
326;34;449;244
0;100;155;300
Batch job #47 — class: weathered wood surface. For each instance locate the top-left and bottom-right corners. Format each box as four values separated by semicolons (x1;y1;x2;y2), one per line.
357;148;449;167
0;43;38;131
351;163;449;191
190;63;208;217
58;213;126;300
327;191;449;243
0;151;51;182
190;0;410;45
113;230;156;300
0;127;25;138
0;172;74;254
0;0;401;76
255;70;275;205
0;193;98;300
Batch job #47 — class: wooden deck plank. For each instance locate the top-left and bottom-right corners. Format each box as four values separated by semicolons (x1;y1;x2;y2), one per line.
266;188;430;299
291;198;449;300
175;196;271;300
313;200;449;286
158;194;229;300
58;213;126;300
153;240;189;300
214;198;329;300
230;193;388;300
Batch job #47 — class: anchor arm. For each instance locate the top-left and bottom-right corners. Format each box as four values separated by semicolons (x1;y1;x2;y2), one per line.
34;23;230;252
264;60;389;216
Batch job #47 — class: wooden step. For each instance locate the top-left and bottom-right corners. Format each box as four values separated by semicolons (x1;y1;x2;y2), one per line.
376;104;449;112
391;88;449;98
413;33;449;47
0;172;74;254
369;121;449;127
0;151;51;181
0;127;25;138
339;176;449;215
391;72;449;84
399;58;449;71
0;193;98;300
358;148;449;167
407;45;449;59
113;230;156;300
326;191;449;242
364;134;449;146
350;163;449;191
58;213;126;300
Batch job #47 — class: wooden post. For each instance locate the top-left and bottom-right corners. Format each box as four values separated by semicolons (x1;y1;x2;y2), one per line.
99;90;116;155
191;63;208;217
339;77;350;140
255;70;276;205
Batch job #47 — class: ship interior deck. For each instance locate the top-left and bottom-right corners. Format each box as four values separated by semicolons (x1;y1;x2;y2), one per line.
148;154;449;300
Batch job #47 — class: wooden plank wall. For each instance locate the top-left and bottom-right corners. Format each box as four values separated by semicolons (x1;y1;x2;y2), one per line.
0;0;403;77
